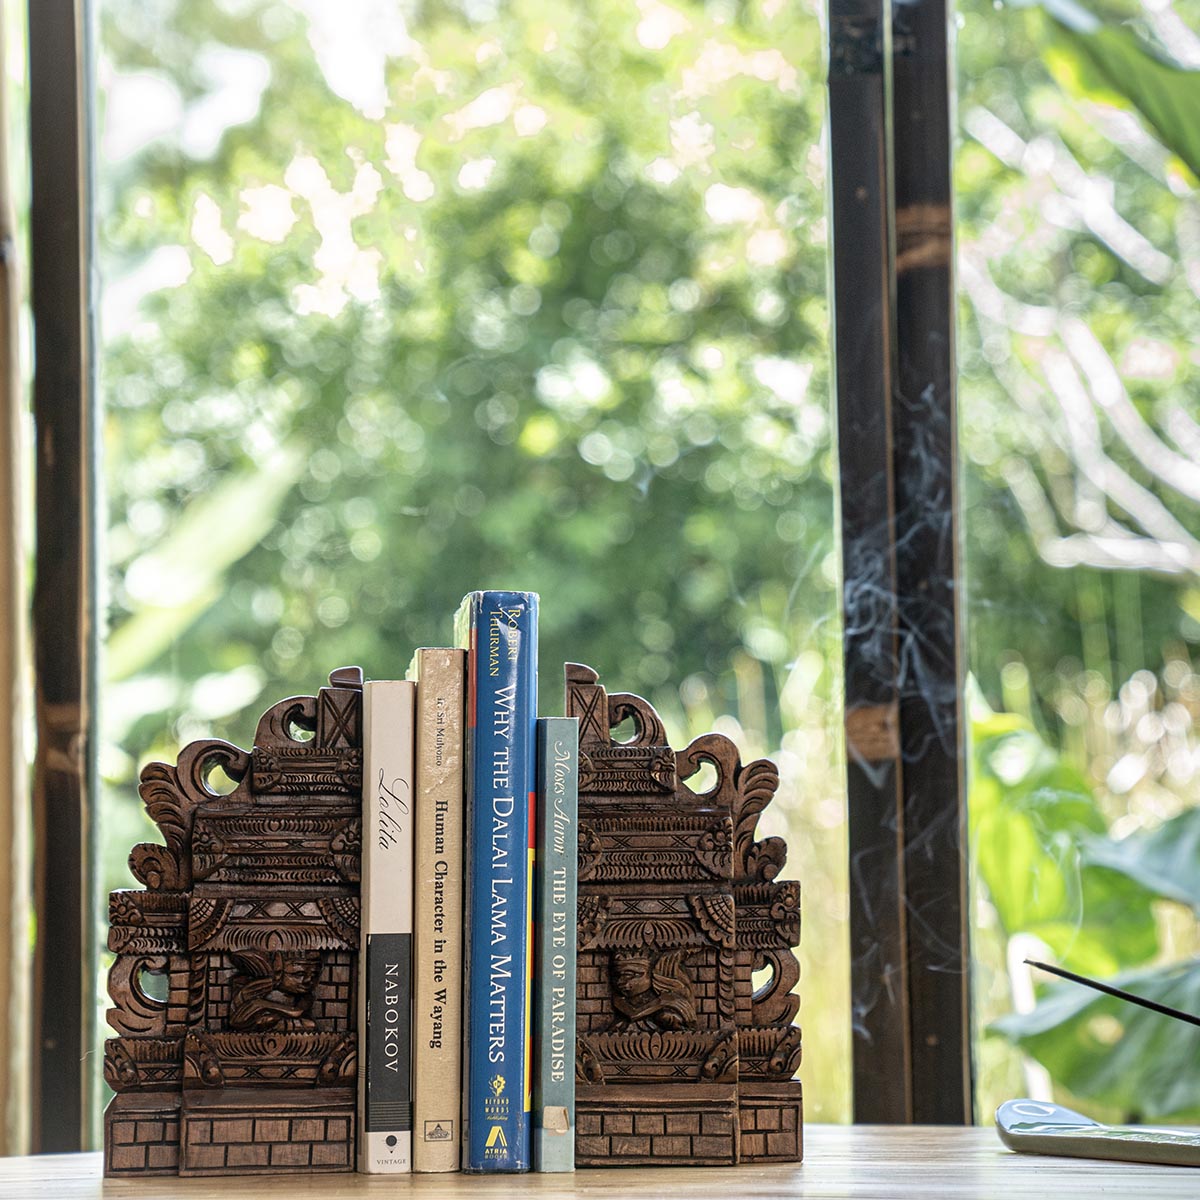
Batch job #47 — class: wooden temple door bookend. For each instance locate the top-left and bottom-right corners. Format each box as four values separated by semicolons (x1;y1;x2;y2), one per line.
566;663;803;1167
103;667;363;1177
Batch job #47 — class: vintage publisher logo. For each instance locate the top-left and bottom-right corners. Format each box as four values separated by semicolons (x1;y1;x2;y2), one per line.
489;1074;505;1098
423;1120;453;1142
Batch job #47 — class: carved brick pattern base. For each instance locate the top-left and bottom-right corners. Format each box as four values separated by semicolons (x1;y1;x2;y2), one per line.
738;1083;804;1162
575;1085;739;1166
178;1089;355;1175
104;1093;182;1176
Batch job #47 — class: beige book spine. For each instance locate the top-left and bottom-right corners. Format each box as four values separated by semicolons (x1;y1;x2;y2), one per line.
409;649;465;1172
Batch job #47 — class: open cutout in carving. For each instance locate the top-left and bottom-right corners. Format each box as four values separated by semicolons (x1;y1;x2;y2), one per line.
751;961;774;1000
139;964;170;1004
200;754;241;797
610;713;637;744
106;954;172;1037
286;714;317;743
681;759;718;794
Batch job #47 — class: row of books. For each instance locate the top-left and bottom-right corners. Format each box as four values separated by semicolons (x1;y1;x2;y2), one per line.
356;591;579;1174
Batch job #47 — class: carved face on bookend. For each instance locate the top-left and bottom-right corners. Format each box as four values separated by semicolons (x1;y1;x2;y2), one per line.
610;949;698;1031
279;951;322;997
228;950;322;1032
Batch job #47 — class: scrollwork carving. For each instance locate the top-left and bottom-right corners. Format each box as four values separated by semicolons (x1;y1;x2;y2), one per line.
701;1031;739;1083
735;758;786;883
253;695;318;748
607;692;669;748
769;879;801;945
104;1036;184;1092
318;1033;357;1085
316;894;360;945
576;1036;605;1084
751;949;801;1026
183;1033;225;1089
578;823;603;880
676;733;739;801
104;1038;139;1091
577;894;610;948
129;740;250;892
679;738;786;884
688;893;736;950
695;820;734;878
766;1024;804;1079
106;955;173;1037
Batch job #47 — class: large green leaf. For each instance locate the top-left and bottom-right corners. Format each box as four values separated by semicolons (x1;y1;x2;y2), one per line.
1081;807;1200;912
971;709;1158;975
993;960;1200;1119
106;443;305;682
1040;0;1200;180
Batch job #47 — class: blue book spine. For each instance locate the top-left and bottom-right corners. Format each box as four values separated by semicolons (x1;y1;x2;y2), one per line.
534;717;578;1172
455;591;538;1172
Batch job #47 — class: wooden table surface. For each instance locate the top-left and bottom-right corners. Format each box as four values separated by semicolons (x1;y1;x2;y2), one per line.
2;1125;1197;1199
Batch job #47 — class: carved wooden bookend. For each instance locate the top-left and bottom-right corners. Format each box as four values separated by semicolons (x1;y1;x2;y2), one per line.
103;667;363;1177
567;663;802;1167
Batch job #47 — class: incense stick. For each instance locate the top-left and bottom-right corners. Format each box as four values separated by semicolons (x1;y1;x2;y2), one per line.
1025;959;1200;1029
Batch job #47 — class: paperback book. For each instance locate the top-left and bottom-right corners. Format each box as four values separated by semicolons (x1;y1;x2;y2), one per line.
533;716;579;1172
407;647;466;1172
357;680;415;1174
455;591;539;1172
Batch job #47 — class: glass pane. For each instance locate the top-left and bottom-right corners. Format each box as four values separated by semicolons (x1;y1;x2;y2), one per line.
958;0;1200;1122
94;0;847;1143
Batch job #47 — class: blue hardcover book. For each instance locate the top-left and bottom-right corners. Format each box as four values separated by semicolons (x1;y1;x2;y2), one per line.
454;591;539;1172
533;717;578;1172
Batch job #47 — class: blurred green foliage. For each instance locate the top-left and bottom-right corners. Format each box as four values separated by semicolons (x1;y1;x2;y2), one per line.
991;798;1200;1119
1042;0;1200;179
971;702;1158;979
959;0;1200;1123
100;0;833;753
972;693;1200;1119
996;959;1200;1119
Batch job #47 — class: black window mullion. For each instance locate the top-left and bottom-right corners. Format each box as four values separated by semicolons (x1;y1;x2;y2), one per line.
828;0;913;1124
829;0;972;1122
890;0;971;1125
28;0;96;1152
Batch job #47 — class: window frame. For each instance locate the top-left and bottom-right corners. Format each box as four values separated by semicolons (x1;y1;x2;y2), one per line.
24;0;971;1148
